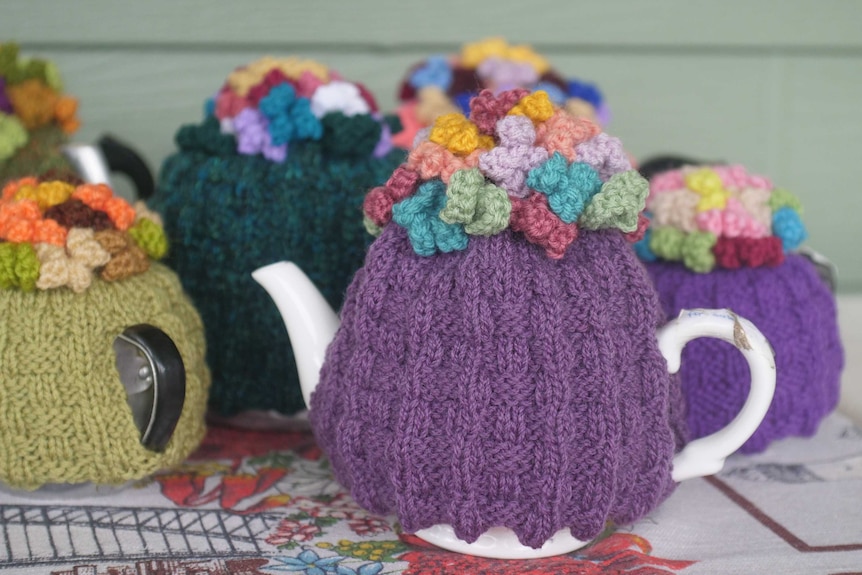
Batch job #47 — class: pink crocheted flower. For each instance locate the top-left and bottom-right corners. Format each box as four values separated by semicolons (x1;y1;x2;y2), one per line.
649;169;686;195
407;141;481;184
469;88;529;135
478;115;548;197
214;87;249;120
510;193;579;259
294;70;325;98
713;164;772;191
534;110;600;162
363;167;421;227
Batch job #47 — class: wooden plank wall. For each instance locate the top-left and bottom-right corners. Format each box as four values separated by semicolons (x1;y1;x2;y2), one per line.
2;0;861;290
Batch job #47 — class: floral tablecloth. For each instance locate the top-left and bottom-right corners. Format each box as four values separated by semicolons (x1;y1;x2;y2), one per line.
1;413;861;575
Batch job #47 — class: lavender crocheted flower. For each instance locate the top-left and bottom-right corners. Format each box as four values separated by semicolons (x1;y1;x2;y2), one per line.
575;132;630;181
477;57;538;90
478;115;548;198
233;107;287;162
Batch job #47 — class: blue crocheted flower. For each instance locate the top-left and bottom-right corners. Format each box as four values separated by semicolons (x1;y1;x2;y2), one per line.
453;92;473;114
409;55;453;91
772;206;807;251
393;179;468;256
260;83;322;146
535;82;567;105
567;78;604;108
526;152;603;223
634;226;657;262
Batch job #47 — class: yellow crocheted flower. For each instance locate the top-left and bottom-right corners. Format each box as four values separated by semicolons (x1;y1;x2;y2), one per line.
14;180;74;210
276;57;330;82
508;91;555;123
416;86;460;125
506;44;550;74
460;37;510;68
686;168;729;212
429;113;489;156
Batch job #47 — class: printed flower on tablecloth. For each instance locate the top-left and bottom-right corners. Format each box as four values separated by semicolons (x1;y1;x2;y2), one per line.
265;549;383;575
266;519;322;546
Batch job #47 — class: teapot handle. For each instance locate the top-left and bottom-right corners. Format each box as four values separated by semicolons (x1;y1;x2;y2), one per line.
658;309;776;482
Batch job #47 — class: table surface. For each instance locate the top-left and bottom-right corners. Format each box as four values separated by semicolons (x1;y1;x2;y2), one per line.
0;410;860;575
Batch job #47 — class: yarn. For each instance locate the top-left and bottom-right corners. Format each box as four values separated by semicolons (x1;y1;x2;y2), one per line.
0;43;80;183
647;256;842;453
0;241;39;290
642;164;806;272
311;227;688;548
439;168;511;235
641;161;842;453
371;89;647;259
393;39;610;148
0;177;167;292
0;262;209;489
150;57;406;417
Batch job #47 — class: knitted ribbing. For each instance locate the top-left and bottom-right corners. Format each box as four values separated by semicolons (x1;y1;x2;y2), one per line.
0;263;209;489
310;226;688;549
647;256;843;453
152;118;405;417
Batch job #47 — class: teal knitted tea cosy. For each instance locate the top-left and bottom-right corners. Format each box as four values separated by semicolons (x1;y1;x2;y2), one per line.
151;56;405;417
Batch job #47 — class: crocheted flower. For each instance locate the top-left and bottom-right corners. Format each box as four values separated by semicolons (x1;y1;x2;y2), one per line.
392;179;468;256
0;113;28;162
580;170;649;233
259;83;322;145
479;115;548;197
374;88;646;258
410;55;453;91
415;86;460;125
575;132;631;181
526;153;602;223
233;108;287;162
36;227;111;292
311;81;371;118
510;192;578;259
0;177;168;291
772;206;807;251
439;168;511;235
641;164;810;272
363;167;421;229
477;57;539;90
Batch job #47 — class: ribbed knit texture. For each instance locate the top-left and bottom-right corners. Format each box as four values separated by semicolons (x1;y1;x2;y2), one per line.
0;263;210;489
310;226;688;549
647;256;843;453
152;118;405;416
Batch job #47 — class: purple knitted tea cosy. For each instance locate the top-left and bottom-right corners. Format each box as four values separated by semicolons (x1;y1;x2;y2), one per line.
636;164;844;453
309;91;689;549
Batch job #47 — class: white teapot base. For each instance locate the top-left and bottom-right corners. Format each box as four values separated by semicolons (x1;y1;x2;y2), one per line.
414;524;589;559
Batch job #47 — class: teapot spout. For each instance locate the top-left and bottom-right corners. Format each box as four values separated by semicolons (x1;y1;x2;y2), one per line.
252;262;340;408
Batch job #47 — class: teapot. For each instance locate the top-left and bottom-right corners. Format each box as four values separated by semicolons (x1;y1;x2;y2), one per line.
253;240;775;559
252;92;777;559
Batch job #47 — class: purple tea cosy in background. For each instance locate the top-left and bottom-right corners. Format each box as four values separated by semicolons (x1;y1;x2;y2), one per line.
150;57;404;419
635;164;844;453
309;89;688;549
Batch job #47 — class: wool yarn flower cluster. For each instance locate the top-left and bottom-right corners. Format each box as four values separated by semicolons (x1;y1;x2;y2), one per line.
0;43;80;169
364;88;647;259
635;164;807;273
0;176;167;292
393;37;608;148
211;56;393;162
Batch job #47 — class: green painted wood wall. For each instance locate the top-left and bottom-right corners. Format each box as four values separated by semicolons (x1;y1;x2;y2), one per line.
3;0;861;290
